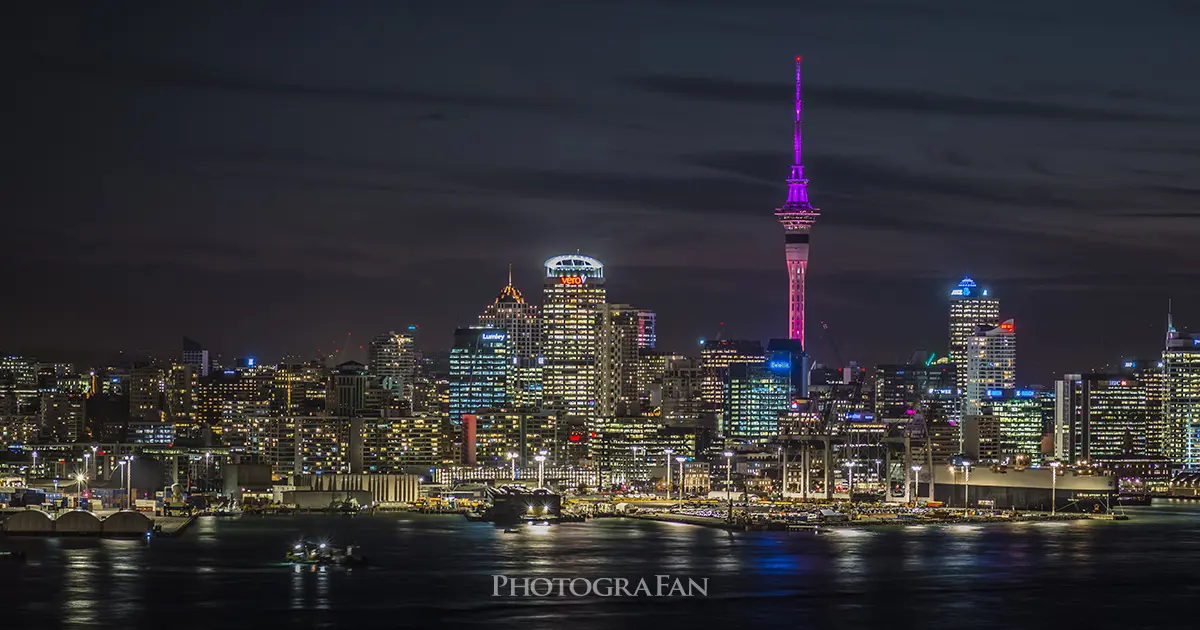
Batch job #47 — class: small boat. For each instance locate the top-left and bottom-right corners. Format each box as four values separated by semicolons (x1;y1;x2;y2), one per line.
503;528;518;533
0;550;28;563
286;541;368;566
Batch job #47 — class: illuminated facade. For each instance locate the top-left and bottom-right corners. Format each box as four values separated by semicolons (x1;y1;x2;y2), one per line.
327;361;370;418
196;370;271;436
723;361;790;442
182;337;210;377
473;411;557;467
361;410;451;472
597;304;641;417
635;310;656;349
448;327;514;425
541;254;606;422
949;277;1000;401
1164;334;1200;468
1122;359;1166;457
774;57;820;347
368;329;418;401
1056;374;1147;464
964;319;1016;416
478;266;542;409
875;363;953;423
980;388;1046;464
700;339;764;411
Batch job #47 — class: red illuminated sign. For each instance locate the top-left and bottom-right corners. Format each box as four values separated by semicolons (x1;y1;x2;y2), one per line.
569;434;582;442
559;275;584;286
999;322;1014;332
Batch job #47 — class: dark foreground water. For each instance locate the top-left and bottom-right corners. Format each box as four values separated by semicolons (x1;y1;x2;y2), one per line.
4;502;1200;629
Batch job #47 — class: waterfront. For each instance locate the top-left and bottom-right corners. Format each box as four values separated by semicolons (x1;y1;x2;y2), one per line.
4;503;1200;629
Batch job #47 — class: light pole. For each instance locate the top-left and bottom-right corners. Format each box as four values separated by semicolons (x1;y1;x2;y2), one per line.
535;454;546;489
778;446;784;499
90;445;98;479
507;452;518;481
663;449;674;499
75;472;87;507
675;456;687;507
911;465;922;505
204;452;211;492
1049;461;1060;515
83;453;90;484
118;459;128;509
963;460;971;509
31;450;38;478
844;461;857;501
126;456;134;507
723;451;734;522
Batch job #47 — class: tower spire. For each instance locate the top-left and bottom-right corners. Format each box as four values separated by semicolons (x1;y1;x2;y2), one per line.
1168;298;1177;349
508;262;513;287
776;56;821;348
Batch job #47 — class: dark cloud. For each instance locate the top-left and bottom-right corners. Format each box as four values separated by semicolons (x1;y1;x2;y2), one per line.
622;75;1188;123
27;52;570;112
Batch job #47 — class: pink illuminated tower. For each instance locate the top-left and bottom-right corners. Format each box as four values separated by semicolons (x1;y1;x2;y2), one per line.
775;56;820;348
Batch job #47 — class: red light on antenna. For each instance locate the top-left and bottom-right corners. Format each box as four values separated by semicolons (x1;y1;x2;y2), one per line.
795;56;802;62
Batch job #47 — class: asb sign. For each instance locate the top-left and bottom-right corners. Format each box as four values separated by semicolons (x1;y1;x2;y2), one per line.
559;275;585;286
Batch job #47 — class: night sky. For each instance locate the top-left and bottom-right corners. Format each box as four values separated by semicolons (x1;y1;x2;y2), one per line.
5;1;1200;384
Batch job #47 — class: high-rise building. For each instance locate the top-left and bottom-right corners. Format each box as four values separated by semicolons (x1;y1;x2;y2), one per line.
1056;374;1147;464
478;265;542;409
774;57;821;347
1164;332;1200;468
980;388;1046;464
700;340;764;411
368;330;418;401
541;254;606;423
948;277;1000;400
723;361;790;442
327;361;370;418
766;338;809;401
473;411;557;467
875;362;954;423
448;327;514;425
597;304;641;417
1121;358;1166;457
635;310;656;349
661;356;704;420
129;363;165;422
182;337;211;377
964;320;1016;416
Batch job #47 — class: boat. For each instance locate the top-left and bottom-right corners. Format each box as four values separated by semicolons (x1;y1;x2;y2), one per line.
1117;493;1152;506
286;541;368;566
0;550;28;563
464;511;486;522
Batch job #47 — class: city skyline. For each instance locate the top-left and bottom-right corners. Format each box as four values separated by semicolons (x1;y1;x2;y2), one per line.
5;1;1200;383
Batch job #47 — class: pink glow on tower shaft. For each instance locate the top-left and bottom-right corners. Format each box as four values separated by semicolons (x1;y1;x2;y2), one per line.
774;56;820;349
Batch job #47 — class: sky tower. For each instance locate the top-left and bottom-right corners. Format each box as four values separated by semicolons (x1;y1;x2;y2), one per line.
775;56;820;349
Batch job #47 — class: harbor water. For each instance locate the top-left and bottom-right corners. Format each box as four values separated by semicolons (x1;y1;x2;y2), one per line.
3;502;1200;629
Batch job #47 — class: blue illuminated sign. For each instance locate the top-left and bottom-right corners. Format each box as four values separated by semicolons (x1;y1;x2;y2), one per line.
768;360;790;371
986;389;1004;397
1015;389;1035;398
481;332;507;341
1123;361;1135;368
247;357;255;367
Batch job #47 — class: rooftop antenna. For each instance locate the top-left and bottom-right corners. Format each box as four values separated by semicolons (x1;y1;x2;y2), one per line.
1167;298;1177;349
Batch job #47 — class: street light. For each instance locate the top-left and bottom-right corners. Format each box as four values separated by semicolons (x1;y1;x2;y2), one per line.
204;452;211;492
723;451;734;522
534;454;546;489
90;445;98;479
1049;461;1061;515
962;460;972;509
675;456;687;508
31;450;38;477
663;449;674;499
844;461;857;501
507;452;518;480
83;453;90;485
911;465;922;504
118;459;128;509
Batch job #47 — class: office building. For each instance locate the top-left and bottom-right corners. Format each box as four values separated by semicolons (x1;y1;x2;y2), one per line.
980;388;1046;465
700;340;764;411
541;254;606;422
327;361;370;418
964;320;1016;416
723;361;790;442
875;362;954;423
182;337;211;377
1056;374;1147;464
478;266;542;409
1164;333;1200;467
597;304;641;417
473;411;557;467
448;327;514;425
635;310;657;349
368;329;418;401
948;277;1000;399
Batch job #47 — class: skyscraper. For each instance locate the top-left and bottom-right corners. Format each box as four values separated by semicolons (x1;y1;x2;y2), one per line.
448;327;514;425
980;388;1047;464
724;361;790;442
182;337;210;377
368;330;418;401
949;277;1000;399
478;265;542;409
597;304;641;417
635;310;656;349
1055;375;1147;464
964;320;1016;416
700;339;764;412
1164;332;1200;468
541;254;606;423
774;57;820;347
